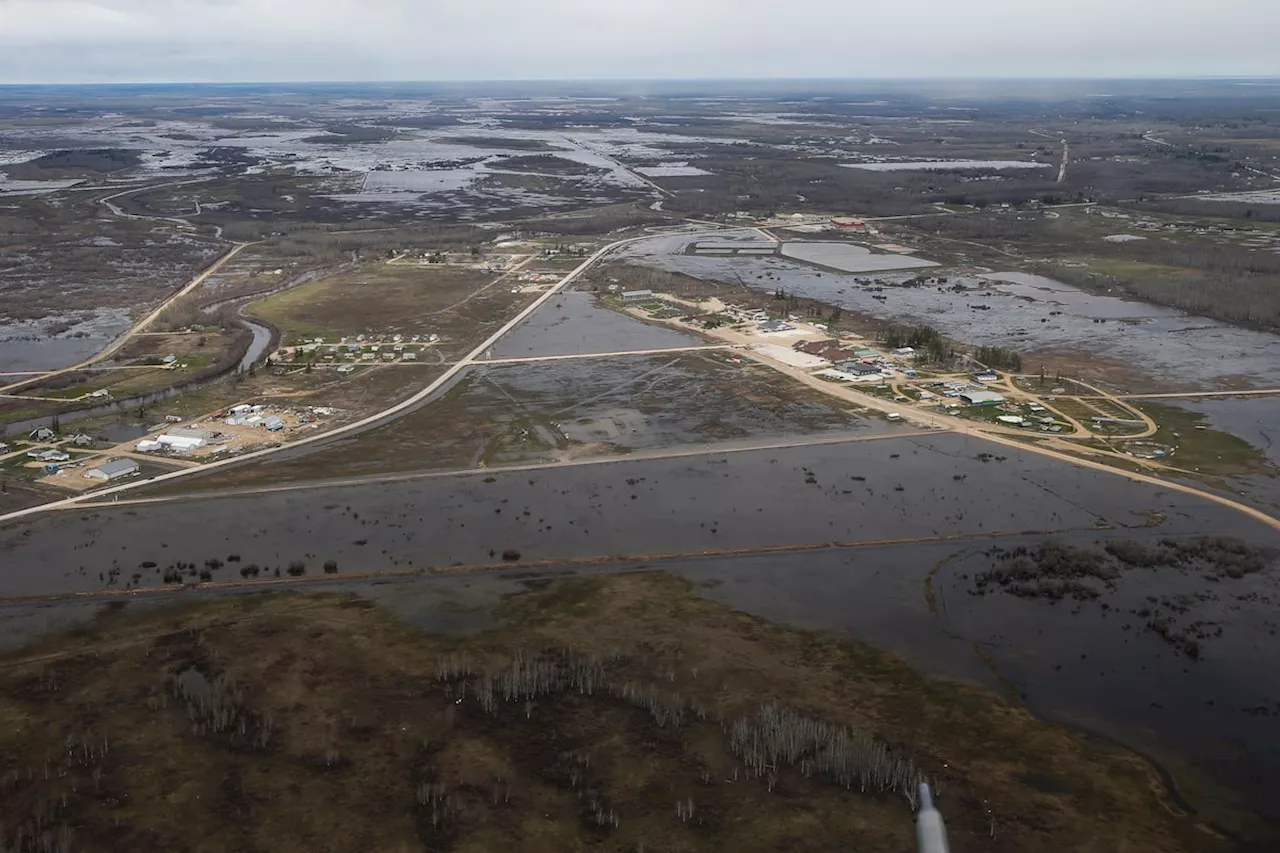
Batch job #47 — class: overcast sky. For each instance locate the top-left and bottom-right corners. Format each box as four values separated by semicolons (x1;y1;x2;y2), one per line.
1;0;1278;84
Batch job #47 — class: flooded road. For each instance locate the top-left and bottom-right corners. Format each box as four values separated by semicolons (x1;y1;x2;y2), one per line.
617;237;1280;391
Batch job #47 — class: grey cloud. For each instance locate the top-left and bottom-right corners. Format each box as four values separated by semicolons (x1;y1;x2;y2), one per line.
0;0;1277;82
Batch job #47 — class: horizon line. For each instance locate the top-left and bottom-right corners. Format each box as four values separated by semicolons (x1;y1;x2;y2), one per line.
2;74;1279;88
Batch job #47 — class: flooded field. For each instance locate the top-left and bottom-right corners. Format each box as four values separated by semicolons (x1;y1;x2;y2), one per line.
842;160;1055;172
1;432;1278;835
618;236;1280;391
1165;396;1280;510
489;291;703;358
0;117;736;220
0;309;132;372
162;351;876;486
4;432;1272;598
1171;397;1280;467
779;241;938;273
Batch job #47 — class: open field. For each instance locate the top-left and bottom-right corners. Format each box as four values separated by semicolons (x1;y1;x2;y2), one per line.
248;263;529;359
0;572;1217;852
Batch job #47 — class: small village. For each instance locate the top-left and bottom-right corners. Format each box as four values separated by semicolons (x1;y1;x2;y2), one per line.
611;287;1169;450
0;402;341;493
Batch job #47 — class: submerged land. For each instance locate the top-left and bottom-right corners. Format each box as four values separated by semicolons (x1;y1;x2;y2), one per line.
2;79;1280;849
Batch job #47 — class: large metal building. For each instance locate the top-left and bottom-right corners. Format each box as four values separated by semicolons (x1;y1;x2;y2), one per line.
959;390;1006;406
84;458;140;481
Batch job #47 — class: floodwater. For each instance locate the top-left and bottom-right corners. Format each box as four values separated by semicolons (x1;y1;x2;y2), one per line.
488;292;703;358
1;432;1272;599
0;310;132;373
617;237;1280;391
94;420;154;444
474;353;870;455
1164;396;1280;511
1171;397;1280;466
1;432;1278;833
0;177;85;196
780;241;938;273
841;160;1054;172
681;538;1280;832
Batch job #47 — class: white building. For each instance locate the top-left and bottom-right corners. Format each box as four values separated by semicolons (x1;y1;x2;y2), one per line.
157;436;204;452
156;428;212;452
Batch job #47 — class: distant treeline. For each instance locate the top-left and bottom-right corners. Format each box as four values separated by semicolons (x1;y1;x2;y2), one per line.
879;324;954;364
975;346;1023;372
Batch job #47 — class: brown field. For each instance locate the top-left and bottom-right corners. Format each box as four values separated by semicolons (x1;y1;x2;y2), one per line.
0;572;1217;853
248;264;530;359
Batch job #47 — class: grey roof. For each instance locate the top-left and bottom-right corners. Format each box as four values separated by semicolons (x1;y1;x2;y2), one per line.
92;458;140;476
960;390;1006;404
835;360;880;374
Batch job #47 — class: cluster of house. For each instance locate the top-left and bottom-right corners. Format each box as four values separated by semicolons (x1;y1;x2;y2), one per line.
15;426;144;481
280;333;438;365
22;428;98;468
794;339;920;380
